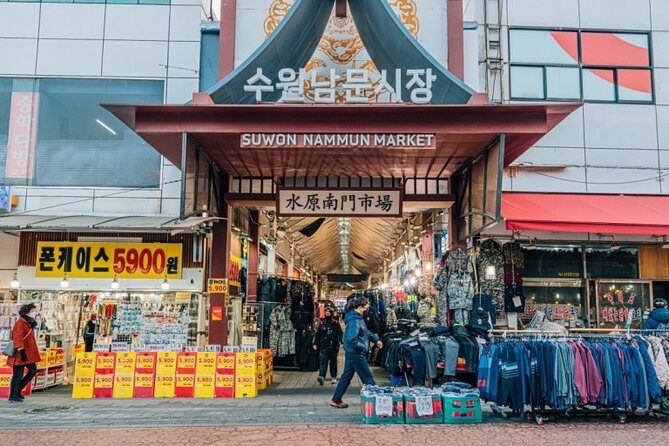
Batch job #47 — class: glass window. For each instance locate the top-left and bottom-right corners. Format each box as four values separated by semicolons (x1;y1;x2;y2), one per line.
26;79;164;188
546;67;581;99
0;79;12;184
581;32;649;67
583;68;616;101
523;246;583;279
510;66;544;99
593;281;650;329
617;69;653;102
522;282;587;328
510;30;578;65
585;247;638;279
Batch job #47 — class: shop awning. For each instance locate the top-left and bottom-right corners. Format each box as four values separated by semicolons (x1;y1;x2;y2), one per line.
502;193;669;236
0;214;218;232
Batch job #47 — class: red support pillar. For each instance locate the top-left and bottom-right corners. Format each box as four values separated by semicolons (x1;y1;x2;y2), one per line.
208;198;232;346
447;0;465;81
219;0;237;79
246;210;260;302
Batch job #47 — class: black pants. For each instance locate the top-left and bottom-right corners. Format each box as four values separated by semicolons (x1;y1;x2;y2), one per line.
319;349;338;378
10;363;37;399
85;337;94;353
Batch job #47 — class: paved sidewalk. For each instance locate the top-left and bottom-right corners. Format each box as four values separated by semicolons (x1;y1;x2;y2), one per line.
3;423;669;446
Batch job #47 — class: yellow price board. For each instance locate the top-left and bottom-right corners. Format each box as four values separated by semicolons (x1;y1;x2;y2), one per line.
156;352;177;373
35;241;183;279
196;353;217;375
208;278;228;294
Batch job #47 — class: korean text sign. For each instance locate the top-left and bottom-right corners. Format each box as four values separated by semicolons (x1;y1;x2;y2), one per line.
35;242;183;279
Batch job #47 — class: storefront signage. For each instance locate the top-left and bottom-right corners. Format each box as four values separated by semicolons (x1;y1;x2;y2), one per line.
207;278;228;294
241;133;436;149
6;92;39;180
524;304;580;321
175;292;192;303
244;68;437;104
229;256;242;287
211;306;223;321
277;189;402;217
35;241;182;279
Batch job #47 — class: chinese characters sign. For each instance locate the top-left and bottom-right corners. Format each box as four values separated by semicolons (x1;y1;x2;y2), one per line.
6;93;39;180
244;68;436;104
240;133;436;149
35;242;182;279
277;189;402;217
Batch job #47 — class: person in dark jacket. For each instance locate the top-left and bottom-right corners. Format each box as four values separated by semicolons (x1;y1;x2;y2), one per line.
83;314;97;352
329;296;382;409
643;298;669;330
8;303;40;403
314;308;343;385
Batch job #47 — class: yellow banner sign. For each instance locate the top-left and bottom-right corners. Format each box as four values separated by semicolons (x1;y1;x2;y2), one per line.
35;241;182;279
208;278;228;294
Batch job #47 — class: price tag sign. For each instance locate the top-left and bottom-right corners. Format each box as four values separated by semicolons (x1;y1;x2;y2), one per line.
93;344;110;352
111;342;130;352
208;278;228;294
205;345;221;352
415;396;434;416
375;396;393;416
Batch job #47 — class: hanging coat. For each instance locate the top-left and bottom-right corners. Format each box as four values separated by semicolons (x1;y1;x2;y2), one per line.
447;271;474;311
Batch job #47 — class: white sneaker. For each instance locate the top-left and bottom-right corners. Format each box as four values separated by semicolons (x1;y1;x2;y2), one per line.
331;378;337;384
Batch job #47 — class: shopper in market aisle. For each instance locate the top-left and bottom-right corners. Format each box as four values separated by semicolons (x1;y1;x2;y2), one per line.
83;314;97;353
314;307;343;385
7;303;40;403
330;296;382;409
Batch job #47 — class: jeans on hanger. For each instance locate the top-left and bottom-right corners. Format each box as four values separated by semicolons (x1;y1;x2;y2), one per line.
436;336;460;376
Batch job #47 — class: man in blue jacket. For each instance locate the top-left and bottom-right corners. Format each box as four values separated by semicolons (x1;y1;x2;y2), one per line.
643;298;669;330
330;296;382;409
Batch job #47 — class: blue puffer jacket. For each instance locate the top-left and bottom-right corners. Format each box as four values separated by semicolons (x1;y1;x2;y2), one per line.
343;310;379;355
643;308;669;330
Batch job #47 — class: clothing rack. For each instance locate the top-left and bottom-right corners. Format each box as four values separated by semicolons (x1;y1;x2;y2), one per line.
484;331;669;425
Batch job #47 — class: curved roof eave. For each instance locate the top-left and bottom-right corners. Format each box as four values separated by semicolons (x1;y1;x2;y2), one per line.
205;0;335;104
348;0;474;104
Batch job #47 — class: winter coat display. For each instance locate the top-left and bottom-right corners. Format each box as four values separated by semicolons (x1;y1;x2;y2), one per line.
447;271;474;311
647;336;669;390
7;316;40;367
643;308;669;330
418;276;433;299
502;241;525;315
502;242;525;269
446;248;469;273
477;239;505;317
416;298;435;323
433;266;450;325
269;306;296;357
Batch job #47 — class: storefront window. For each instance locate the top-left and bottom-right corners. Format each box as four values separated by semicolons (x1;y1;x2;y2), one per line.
1;78;164;188
590;281;650;329
522;280;586;328
585;246;638;279
0;79;13;185
523;246;582;279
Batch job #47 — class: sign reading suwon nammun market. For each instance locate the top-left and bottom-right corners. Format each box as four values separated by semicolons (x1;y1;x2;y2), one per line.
241;133;436;149
243;67;437;104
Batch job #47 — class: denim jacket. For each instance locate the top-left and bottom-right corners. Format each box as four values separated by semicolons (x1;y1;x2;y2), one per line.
343;310;379;355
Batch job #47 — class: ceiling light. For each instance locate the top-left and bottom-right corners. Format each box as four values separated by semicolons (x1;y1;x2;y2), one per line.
414;269;422;278
425;262;432;272
161;277;170;290
10;272;19;289
111;275;120;290
60;274;69;288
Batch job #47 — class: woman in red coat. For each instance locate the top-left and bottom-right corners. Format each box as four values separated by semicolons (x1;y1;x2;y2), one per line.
8;303;40;403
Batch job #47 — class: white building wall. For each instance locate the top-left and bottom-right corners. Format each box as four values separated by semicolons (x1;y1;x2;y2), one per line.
493;0;669;195
0;1;202;217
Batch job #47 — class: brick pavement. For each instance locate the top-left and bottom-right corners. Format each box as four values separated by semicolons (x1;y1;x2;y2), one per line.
2;423;669;446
